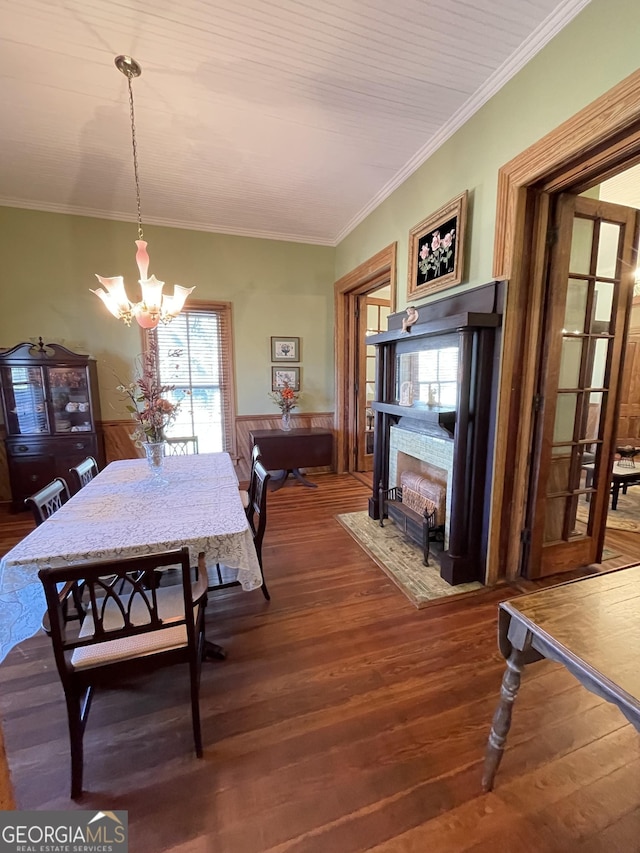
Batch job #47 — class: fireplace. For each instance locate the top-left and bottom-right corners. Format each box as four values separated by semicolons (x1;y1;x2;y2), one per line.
367;281;504;585
391;433;452;548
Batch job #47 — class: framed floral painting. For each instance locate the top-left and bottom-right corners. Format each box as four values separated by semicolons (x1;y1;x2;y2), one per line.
407;190;468;298
271;366;300;391
271;337;300;361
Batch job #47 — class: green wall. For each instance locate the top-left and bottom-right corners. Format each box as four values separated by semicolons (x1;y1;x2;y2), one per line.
0;208;335;419
335;0;640;306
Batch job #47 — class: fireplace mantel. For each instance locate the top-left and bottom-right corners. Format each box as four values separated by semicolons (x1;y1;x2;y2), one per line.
367;281;505;585
371;402;456;436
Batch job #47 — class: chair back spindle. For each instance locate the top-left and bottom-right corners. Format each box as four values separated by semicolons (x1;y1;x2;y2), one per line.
165;436;199;455
25;478;70;526
68;456;99;492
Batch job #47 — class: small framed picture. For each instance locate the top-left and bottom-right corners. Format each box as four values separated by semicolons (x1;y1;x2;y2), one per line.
408;190;468;298
272;366;300;391
271;336;300;361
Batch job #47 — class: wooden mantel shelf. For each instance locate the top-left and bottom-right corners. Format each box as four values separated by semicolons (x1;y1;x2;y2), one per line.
371;401;456;436
366;311;501;346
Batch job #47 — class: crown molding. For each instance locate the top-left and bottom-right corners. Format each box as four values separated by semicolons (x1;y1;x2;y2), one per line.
0;198;336;247
332;0;592;245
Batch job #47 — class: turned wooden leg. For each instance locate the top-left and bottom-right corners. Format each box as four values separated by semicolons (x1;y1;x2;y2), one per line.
482;646;527;792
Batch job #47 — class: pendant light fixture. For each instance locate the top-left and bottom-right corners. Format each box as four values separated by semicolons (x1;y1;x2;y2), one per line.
92;55;194;329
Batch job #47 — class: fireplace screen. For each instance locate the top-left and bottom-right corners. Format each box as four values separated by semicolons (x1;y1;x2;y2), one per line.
395;332;459;407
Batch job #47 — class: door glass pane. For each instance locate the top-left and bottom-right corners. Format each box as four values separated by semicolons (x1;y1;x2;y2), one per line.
366;349;376;382
546;445;573;494
569;217;594;274
591;281;615;333
587;338;609;389
559;338;583;388
367;305;379;330
578;445;596;478
553;393;578;443
584;392;604;443
1;366;49;435
596;222;621;278
49;367;90;435
564;279;588;333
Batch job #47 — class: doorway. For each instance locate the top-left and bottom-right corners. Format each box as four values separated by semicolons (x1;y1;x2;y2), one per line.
334;243;397;476
490;67;640;585
522;193;639;579
354;287;391;475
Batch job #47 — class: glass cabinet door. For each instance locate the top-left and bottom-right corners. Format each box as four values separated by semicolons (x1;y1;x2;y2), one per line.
0;366;49;435
47;366;93;435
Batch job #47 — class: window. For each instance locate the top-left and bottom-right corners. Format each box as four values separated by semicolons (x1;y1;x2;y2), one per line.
153;303;236;455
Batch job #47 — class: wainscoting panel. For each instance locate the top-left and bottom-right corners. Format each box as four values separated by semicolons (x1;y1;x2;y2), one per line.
102;420;143;463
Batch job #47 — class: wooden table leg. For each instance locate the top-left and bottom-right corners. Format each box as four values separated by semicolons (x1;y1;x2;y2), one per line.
198;552;227;662
482;646;527;792
612;479;621;510
269;469;317;490
204;642;227;661
291;468;317;488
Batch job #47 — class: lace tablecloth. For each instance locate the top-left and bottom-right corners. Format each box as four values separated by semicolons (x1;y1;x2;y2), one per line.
0;453;261;663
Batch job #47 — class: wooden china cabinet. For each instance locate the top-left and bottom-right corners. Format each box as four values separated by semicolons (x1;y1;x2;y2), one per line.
0;338;105;510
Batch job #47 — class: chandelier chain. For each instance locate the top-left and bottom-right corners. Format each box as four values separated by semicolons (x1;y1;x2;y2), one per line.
126;72;144;241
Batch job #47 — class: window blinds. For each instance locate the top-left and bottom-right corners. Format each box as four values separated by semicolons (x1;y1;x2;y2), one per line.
153;304;235;455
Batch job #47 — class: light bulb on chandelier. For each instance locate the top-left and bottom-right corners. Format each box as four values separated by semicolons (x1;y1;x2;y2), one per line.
91;55;194;329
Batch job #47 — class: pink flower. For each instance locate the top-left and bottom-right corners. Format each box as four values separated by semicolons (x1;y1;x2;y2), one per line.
420;244;429;260
431;231;441;252
442;231;453;249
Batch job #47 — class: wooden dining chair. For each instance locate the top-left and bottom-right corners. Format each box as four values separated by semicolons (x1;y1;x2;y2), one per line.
25;477;70;526
68;456;99;492
165;436;199;455
38;547;208;799
209;459;272;600
239;443;262;512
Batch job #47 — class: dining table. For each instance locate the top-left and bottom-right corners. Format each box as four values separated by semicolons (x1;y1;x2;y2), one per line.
0;452;263;664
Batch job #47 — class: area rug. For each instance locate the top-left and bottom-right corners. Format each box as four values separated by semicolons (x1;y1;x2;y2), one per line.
336;511;483;608
576;488;640;533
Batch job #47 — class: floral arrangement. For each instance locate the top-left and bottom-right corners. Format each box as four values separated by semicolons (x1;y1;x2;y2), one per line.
269;381;299;414
117;341;181;444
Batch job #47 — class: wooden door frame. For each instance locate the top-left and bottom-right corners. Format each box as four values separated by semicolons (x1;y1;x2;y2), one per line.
334;243;397;473
490;67;640;584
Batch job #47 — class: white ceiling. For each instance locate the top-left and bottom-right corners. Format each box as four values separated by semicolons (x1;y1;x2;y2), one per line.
1;0;590;246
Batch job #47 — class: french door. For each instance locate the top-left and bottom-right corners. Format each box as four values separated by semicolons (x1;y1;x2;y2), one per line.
525;194;639;578
355;293;390;471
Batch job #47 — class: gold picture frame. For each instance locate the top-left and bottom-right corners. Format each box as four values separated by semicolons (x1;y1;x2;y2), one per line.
407;190;468;298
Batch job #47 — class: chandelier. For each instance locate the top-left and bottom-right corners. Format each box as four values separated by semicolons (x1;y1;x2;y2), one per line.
92;55;194;329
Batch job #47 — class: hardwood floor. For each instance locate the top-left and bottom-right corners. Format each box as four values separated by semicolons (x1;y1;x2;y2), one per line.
1;475;640;851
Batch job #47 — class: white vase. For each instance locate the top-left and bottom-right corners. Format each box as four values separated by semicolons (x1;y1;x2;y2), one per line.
144;440;166;477
281;411;292;431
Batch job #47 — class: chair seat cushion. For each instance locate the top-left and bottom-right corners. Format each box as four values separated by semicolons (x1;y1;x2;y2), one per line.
71;585;197;670
239;488;249;509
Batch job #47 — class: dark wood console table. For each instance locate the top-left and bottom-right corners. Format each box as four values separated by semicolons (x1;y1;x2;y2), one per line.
249;428;333;490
